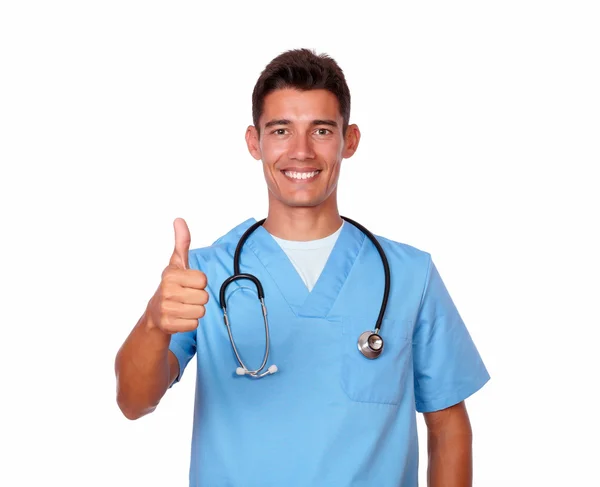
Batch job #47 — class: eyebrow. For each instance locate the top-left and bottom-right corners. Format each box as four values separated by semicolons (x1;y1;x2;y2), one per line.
313;119;338;128
264;119;291;128
264;119;339;129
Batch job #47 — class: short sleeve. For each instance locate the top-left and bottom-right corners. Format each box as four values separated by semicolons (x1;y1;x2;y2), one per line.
168;251;200;387
169;330;197;387
412;257;490;413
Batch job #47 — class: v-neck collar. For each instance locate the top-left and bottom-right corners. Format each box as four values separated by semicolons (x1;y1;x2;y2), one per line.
243;219;366;318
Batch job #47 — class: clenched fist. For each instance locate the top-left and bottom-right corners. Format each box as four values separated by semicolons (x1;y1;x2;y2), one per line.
146;218;209;334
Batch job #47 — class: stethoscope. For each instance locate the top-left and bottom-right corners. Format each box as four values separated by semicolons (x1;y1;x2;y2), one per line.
219;216;391;379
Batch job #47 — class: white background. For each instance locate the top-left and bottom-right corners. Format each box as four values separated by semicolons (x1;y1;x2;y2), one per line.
1;1;598;485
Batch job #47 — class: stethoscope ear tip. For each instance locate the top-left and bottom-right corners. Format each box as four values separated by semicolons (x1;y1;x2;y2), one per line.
234;365;279;378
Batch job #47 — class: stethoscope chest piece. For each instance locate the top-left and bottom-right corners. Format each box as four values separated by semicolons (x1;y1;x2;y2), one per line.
357;331;384;359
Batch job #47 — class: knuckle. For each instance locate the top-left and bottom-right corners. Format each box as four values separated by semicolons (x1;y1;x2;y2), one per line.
161;266;175;281
162;285;176;300
198;290;209;305
157;286;168;301
164;268;183;284
190;270;207;288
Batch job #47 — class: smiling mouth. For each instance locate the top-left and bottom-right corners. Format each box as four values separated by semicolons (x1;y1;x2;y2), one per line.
282;170;322;181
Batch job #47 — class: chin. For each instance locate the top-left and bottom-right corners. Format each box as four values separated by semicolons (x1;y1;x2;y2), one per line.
281;196;323;208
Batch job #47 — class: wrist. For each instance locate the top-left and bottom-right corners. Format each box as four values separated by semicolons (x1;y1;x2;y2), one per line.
142;307;170;342
143;308;158;332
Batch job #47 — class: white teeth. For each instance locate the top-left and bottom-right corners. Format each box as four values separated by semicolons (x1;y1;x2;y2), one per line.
283;170;319;180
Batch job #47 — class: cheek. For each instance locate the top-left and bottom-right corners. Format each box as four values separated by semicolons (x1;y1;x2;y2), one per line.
261;155;281;186
260;139;287;162
318;140;343;161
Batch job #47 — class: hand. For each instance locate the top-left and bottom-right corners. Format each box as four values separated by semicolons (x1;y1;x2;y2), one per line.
146;218;209;334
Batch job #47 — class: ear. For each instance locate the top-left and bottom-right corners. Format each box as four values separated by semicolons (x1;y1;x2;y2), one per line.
342;124;361;159
245;125;262;160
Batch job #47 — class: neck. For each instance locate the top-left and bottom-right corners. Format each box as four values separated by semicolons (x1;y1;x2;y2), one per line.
263;193;343;241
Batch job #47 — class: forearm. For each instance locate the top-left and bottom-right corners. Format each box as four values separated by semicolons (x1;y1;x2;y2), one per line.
427;426;473;487
115;309;173;420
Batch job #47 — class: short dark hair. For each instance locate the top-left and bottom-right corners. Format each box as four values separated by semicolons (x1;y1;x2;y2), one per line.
252;48;351;135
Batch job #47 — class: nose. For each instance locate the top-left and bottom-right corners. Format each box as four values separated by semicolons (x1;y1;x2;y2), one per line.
288;133;315;161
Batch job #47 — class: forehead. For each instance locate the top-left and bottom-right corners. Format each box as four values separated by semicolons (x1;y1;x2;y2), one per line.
260;88;341;125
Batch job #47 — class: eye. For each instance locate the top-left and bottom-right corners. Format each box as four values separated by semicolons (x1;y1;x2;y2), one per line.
316;128;332;136
271;128;287;135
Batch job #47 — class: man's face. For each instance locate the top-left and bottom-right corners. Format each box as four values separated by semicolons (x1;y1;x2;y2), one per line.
246;88;360;209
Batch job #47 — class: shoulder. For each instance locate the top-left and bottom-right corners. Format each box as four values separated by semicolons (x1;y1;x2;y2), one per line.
374;233;432;273
188;217;257;268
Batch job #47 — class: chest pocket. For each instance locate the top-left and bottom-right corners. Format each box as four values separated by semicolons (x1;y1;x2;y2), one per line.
340;318;413;406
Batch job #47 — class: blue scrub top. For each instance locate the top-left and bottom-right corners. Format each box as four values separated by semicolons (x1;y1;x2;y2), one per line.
169;218;490;487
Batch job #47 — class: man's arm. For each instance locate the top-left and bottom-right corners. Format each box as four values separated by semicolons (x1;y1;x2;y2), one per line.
114;218;206;420
424;401;473;487
114;310;180;420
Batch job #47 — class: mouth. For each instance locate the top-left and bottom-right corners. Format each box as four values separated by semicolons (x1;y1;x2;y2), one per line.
281;169;322;182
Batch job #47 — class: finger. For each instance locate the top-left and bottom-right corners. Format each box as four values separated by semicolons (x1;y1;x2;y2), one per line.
162;301;206;320
169;218;191;269
165;288;209;306
163;318;201;334
162;268;207;289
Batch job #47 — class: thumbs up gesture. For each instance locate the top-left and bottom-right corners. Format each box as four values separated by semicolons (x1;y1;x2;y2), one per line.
147;218;209;334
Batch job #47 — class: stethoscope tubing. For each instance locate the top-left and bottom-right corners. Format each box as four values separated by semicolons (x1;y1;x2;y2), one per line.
218;216;391;376
338;216;390;334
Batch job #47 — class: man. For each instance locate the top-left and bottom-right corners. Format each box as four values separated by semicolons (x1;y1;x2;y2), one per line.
115;48;490;486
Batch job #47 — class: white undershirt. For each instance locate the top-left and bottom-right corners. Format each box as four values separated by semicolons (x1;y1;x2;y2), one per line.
269;222;344;292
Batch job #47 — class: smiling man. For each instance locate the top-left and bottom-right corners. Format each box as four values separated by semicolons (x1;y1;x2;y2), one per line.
115;48;490;487
247;85;356;241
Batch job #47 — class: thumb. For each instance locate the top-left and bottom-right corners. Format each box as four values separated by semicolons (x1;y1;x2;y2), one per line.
170;217;191;269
